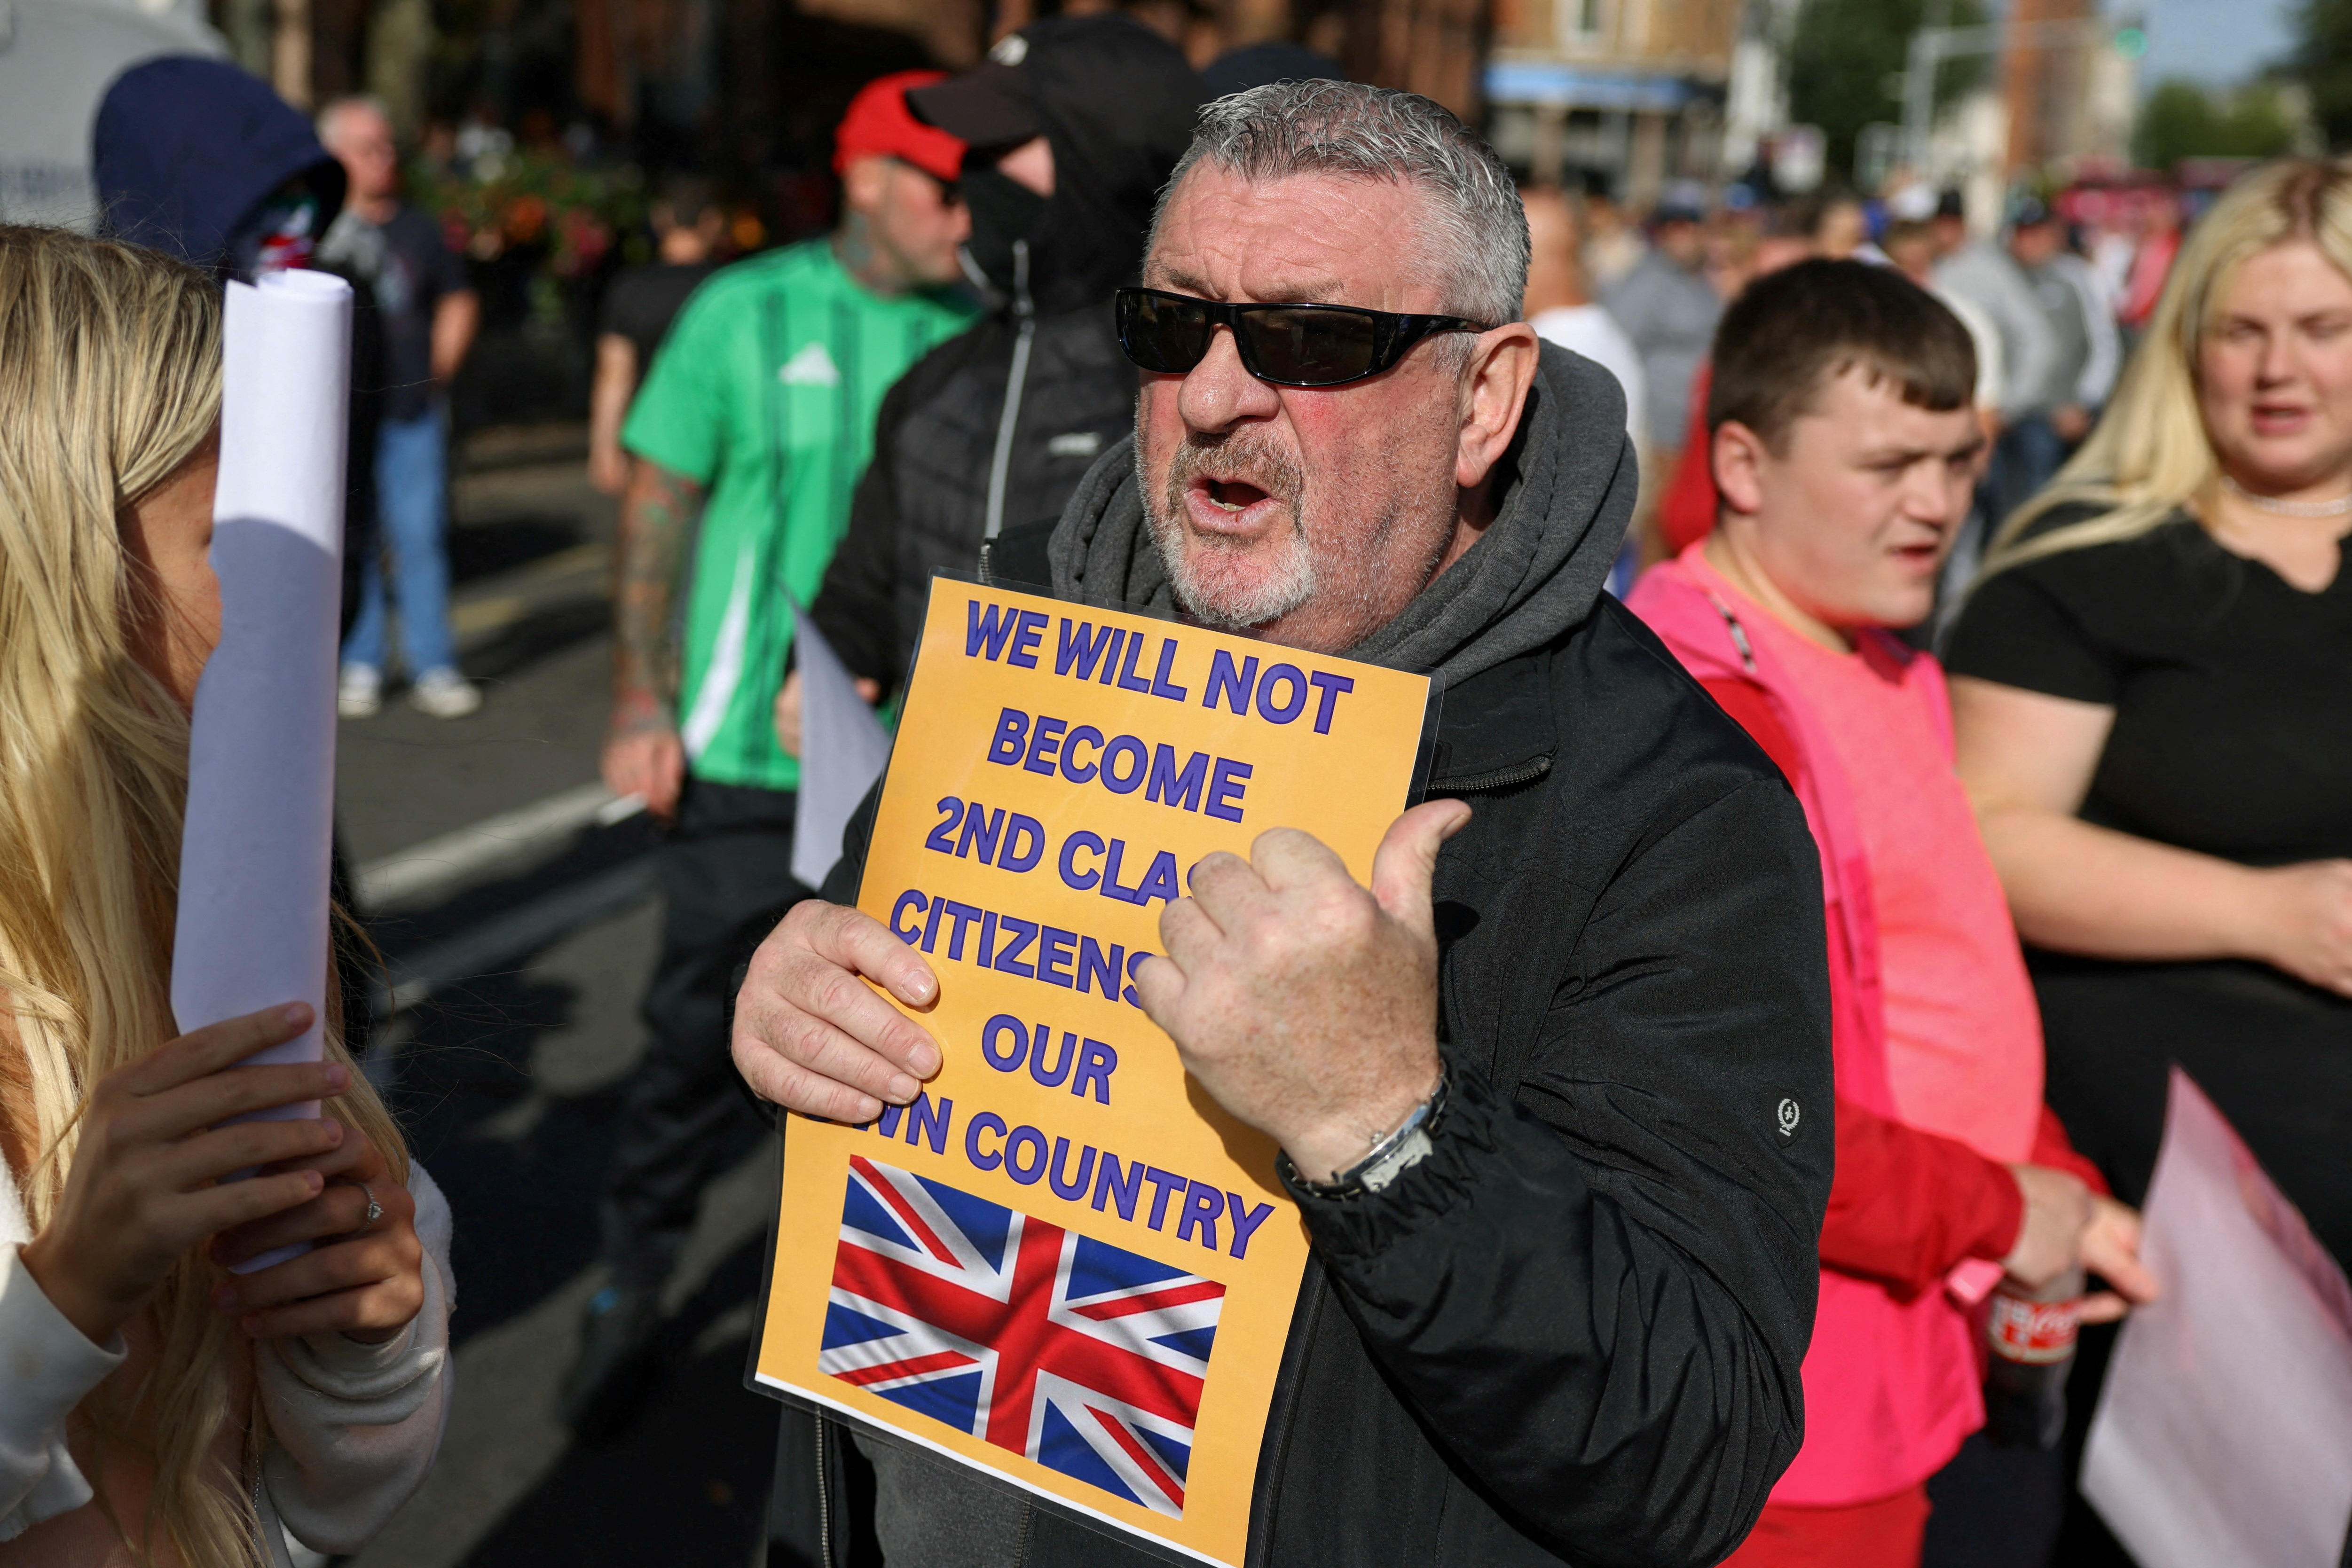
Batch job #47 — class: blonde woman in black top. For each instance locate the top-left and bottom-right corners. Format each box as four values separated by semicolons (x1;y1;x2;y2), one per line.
1945;159;2352;1271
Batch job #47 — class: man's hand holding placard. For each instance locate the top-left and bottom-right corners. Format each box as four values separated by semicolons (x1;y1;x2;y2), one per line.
733;901;943;1124
1134;801;1470;1184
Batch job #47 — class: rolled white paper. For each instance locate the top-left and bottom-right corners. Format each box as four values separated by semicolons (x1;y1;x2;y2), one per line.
172;271;351;1271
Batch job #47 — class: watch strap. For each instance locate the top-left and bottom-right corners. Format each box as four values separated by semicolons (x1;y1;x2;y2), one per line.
1282;1065;1450;1200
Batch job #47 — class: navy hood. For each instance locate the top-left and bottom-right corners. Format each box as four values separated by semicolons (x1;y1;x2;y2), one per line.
93;56;344;271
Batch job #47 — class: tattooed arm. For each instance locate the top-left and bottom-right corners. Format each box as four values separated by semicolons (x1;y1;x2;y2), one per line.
602;457;703;820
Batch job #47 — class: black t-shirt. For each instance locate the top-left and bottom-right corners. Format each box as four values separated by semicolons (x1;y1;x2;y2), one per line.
364;205;471;423
598;262;713;371
1944;509;2352;1264
1946;510;2352;865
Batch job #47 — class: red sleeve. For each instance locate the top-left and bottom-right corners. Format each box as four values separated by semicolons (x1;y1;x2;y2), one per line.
1658;361;1719;555
1824;1097;2024;1295
1698;677;1801;790
2030;1104;2110;1196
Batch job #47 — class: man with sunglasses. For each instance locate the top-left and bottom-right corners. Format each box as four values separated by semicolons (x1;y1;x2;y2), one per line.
566;71;979;1438
741;81;1833;1567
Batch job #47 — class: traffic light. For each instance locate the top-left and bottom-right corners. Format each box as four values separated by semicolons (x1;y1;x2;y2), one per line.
2114;24;2147;59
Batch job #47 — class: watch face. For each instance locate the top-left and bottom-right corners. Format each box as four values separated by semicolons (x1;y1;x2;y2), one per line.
1360;1127;1434;1194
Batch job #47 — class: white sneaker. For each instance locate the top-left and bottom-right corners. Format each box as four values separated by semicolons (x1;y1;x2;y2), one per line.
338;664;382;718
408;668;482;719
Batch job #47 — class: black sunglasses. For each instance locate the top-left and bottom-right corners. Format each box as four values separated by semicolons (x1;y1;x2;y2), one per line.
1114;287;1489;389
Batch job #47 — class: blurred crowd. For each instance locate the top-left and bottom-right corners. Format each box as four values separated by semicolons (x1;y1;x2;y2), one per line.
1511;171;2206;609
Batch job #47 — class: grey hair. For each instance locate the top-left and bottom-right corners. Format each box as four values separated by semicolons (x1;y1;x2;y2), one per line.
315;94;394;142
1153;80;1529;329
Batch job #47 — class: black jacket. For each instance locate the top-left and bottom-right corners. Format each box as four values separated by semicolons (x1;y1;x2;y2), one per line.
807;15;1199;693
775;349;1835;1567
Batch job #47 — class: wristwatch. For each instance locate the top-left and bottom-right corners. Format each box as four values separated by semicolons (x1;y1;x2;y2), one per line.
1282;1065;1450;1200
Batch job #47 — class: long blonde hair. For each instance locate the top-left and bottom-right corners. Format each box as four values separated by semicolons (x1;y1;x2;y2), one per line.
0;225;408;1568
1980;158;2352;578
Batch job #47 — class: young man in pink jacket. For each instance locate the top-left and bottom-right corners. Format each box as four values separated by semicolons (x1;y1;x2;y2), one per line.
1627;259;2157;1567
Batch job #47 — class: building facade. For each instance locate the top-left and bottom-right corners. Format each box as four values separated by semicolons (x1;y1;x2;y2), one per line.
1484;0;1759;203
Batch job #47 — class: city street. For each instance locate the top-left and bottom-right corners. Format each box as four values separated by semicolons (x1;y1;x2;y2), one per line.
337;431;780;1568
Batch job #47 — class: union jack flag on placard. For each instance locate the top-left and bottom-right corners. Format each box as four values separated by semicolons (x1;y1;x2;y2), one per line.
819;1154;1225;1517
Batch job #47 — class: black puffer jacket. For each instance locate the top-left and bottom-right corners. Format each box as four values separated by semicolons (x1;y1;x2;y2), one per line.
776;348;1835;1567
807;14;1198;692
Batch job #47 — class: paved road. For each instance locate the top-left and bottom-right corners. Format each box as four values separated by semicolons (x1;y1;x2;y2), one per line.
337;432;782;1568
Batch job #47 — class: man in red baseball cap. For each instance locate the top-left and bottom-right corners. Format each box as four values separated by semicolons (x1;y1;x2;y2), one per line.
835;67;967;186
566;70;983;1437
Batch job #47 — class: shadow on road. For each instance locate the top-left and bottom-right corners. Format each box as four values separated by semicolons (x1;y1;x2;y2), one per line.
358;832;780;1567
448;513;588;586
464;600;616;683
459;1241;777;1565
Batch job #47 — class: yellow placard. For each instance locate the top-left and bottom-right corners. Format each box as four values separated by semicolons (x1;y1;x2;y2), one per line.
753;578;1431;1566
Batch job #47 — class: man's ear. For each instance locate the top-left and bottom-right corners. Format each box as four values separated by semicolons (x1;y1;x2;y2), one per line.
1456;324;1541;491
841;155;889;218
1712;419;1771;518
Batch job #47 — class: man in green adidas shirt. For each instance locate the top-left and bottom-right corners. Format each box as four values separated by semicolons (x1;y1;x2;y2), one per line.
570;72;980;1432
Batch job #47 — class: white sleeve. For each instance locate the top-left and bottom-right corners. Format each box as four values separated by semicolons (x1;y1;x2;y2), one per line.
1941;290;2006;416
1995;265;2061;421
1602;319;1649;450
255;1161;456;1555
2071;260;2122;409
0;1245;126;1541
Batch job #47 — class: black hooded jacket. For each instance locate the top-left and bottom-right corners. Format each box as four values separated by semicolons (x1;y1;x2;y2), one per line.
807;15;1199;692
776;347;1835;1567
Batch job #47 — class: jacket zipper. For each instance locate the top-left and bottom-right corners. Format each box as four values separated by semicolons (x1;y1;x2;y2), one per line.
250;1455;289;1568
1706;591;1759;673
1426;754;1553;795
815;1416;834;1568
983;239;1035;542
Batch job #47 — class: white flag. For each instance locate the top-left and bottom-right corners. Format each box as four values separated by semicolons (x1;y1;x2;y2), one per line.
2083;1067;2352;1568
790;609;891;892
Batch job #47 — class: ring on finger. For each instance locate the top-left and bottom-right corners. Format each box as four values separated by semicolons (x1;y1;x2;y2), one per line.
354;1182;383;1226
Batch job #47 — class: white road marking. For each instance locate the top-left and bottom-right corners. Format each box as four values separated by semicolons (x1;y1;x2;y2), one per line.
373;857;658;1016
356;781;645;912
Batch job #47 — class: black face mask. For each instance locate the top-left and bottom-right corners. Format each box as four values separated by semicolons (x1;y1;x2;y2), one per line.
959;166;1049;298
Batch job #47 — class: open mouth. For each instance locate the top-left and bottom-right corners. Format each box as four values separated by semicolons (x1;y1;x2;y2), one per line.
1183;472;1289;535
1204;478;1269;512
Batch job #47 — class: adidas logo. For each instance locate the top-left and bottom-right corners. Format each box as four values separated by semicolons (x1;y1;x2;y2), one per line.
778;342;841;386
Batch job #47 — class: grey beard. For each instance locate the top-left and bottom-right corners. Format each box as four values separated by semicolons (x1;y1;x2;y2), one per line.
1139;433;1316;631
1136;427;1461;649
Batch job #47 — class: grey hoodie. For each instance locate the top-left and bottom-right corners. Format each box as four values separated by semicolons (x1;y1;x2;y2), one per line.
1045;341;1637;689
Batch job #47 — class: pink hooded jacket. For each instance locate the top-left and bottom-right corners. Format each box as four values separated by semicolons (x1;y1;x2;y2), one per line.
1629;549;2039;1505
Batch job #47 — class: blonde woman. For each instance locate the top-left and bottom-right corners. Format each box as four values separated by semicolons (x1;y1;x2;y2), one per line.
0;225;451;1567
1945;159;2352;1281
